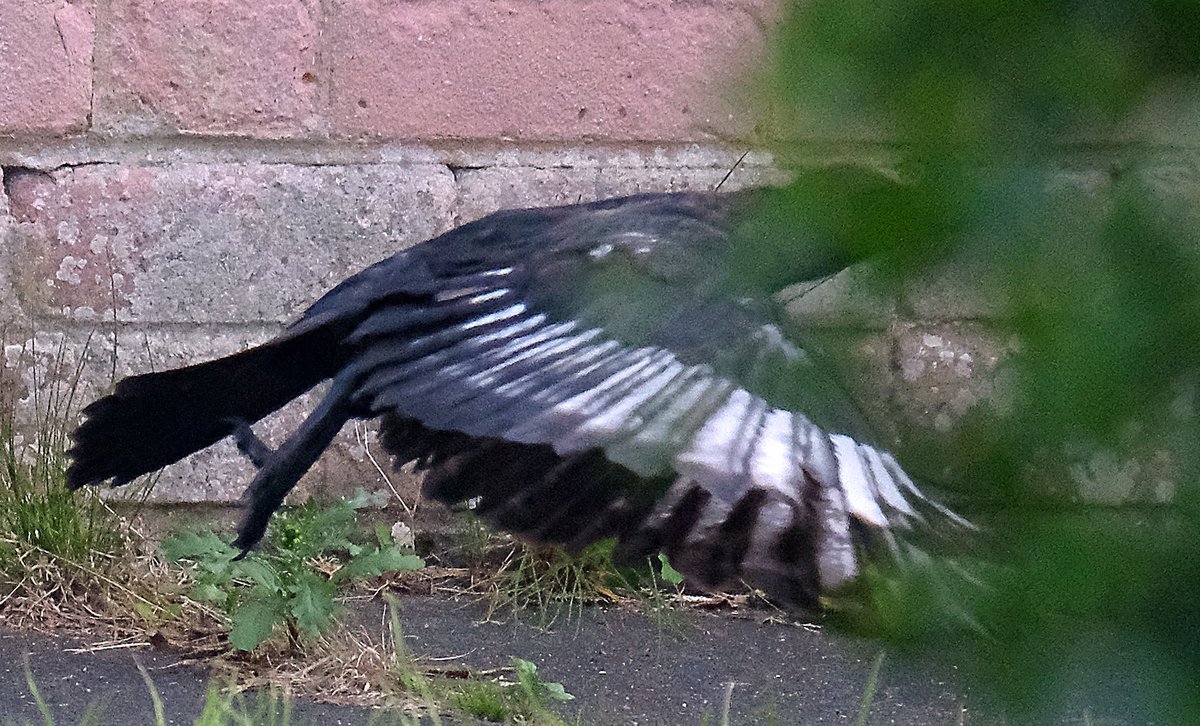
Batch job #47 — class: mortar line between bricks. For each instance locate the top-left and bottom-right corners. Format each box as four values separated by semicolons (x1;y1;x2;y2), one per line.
0;139;788;169
16;320;289;336
2;138;1199;172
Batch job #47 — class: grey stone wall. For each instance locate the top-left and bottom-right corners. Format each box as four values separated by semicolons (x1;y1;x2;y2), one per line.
0;143;1191;528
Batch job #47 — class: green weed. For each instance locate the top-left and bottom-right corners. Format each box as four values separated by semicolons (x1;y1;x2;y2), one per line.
451;681;510;722
165;489;423;650
383;595;574;725
512;657;575;708
444;659;573;725
485;539;618;625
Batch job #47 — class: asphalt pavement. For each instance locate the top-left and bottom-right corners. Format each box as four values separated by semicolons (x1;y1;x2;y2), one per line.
5;594;1131;725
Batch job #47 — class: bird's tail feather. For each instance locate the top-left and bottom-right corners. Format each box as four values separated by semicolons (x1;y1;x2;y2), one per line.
66;325;347;490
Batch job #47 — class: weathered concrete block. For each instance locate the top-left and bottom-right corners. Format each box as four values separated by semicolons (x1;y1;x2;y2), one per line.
94;0;322;137
7;163;457;323
889;321;1012;434
900;255;1010;322
779;264;896;330
0;170;26;326
797;328;900;444
455;163;788;223
0;1;94;135
327;0;774;141
590;164;789;199
1065;442;1178;506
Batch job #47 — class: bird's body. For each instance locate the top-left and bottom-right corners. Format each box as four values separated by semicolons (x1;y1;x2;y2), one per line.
67;181;963;608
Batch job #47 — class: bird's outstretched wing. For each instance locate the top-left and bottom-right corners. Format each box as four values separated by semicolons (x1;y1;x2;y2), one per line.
305;187;965;605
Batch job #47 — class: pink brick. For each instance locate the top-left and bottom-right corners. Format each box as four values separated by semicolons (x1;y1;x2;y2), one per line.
0;1;94;135
96;0;321;137
327;0;774;142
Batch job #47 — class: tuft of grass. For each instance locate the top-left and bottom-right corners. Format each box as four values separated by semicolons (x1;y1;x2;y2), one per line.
193;683;298;726
383;595;574;724
452;681;510;722
0;335;124;583
445;660;573;725
481;536;691;628
0;334;163;635
484;539;619;626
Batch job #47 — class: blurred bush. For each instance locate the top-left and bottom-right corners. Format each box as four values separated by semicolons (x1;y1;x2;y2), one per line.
755;1;1200;721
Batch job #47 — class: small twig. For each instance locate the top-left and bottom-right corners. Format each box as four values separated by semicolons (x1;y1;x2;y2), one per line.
65;641;149;654
720;680;738;726
355;421;414;515
715;150;750;192
423;650;477;662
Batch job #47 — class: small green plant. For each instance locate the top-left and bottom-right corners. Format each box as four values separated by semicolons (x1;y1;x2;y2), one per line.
165;489;424;650
511;657;574;707
383;596;572;724
656;553;684;585
192;682;298;726
485;537;689;626
447;659;573;724
0;335;126;594
452;681;511;722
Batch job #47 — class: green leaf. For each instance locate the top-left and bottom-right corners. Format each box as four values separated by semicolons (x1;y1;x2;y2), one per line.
542;681;575;702
232;558;282;592
374;522;393;549
229;599;278;651
345;487;389;510
131;601;157;622
189;583;227;604
288;576;336;636
512;658;574;702
344;487;373;510
513;657;539;694
336;546;424;581
162;531;236;562
657;553;684;585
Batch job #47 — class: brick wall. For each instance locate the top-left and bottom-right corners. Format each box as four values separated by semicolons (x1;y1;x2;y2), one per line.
0;1;1177;521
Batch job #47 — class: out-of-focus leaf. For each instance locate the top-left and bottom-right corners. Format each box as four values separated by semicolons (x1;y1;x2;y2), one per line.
758;1;1200;721
162;531;235;562
188;583;227;605
336;546;424;582
288;575;336;637
657;553;684;585
230;599;278;651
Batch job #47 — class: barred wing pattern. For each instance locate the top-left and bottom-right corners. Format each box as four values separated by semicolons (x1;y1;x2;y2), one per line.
313;190;962;604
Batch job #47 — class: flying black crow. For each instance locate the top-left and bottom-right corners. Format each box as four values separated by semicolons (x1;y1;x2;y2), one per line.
66;176;966;607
